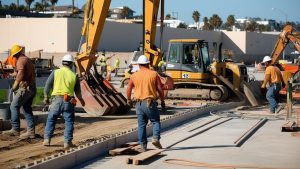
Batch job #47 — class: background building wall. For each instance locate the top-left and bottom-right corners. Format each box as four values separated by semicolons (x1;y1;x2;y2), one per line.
0;18;284;64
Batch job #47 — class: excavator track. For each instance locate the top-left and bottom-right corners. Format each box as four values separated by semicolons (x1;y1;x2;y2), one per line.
167;82;229;101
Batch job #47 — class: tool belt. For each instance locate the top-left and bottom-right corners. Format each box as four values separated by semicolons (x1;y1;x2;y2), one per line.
136;98;156;108
54;94;77;106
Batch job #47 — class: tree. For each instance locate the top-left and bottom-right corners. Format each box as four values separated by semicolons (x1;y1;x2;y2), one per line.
25;0;35;11
245;21;258;32
165;14;171;20
209;14;223;30
49;0;58;11
34;2;44;12
226;15;235;31
121;6;131;19
192;11;200;29
9;3;18;11
177;23;187;29
202;16;212;30
18;5;27;11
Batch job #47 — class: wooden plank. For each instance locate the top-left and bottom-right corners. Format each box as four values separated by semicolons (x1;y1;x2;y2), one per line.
282;120;297;132
109;142;139;156
126;149;165;165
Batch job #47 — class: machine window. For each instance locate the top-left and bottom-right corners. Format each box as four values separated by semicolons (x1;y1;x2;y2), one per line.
183;44;198;65
168;43;180;63
201;44;210;70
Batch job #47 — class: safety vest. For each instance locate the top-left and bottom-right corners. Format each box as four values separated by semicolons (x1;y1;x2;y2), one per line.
99;55;107;67
114;58;120;68
51;66;76;96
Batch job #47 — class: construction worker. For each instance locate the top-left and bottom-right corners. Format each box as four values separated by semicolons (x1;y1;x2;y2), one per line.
43;54;85;149
2;45;37;139
114;57;120;77
3;55;17;68
261;56;285;113
127;55;165;152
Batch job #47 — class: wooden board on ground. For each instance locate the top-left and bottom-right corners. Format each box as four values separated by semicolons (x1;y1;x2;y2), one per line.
126;149;165;165
109;142;139;156
282;120;297;132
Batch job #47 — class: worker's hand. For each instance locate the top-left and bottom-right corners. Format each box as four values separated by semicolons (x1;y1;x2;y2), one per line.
261;84;266;89
282;82;286;89
127;99;133;108
161;100;166;111
12;81;19;92
79;98;85;107
43;96;50;105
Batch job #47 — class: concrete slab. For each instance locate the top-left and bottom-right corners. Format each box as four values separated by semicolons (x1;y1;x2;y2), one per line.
77;115;300;169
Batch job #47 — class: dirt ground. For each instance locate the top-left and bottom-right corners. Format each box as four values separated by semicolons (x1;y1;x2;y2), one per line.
0;99;206;169
0;110;139;169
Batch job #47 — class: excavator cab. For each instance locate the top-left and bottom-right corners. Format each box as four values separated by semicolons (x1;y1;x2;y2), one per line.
166;39;211;83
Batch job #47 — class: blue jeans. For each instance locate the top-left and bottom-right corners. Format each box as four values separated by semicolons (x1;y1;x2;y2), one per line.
44;97;75;143
10;85;36;131
266;83;281;113
135;100;161;148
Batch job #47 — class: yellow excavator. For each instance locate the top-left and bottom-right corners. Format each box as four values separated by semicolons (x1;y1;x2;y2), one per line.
165;39;249;101
270;25;300;83
75;0;173;116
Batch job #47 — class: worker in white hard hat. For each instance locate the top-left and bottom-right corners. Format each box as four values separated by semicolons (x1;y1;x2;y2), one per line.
126;55;165;152
2;44;37;139
43;54;85;149
261;56;285;113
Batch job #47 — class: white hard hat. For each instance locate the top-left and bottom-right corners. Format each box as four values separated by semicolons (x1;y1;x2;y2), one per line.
137;55;150;64
262;56;272;63
62;54;74;62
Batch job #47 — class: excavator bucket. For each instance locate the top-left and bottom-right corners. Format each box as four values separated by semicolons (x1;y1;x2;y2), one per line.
78;74;129;116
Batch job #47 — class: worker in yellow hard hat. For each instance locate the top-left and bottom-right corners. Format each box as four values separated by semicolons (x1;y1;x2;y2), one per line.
2;44;37;139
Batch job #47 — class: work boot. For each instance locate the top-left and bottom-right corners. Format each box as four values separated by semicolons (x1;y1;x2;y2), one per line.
20;128;35;139
43;139;51;146
2;128;20;136
152;139;163;149
136;145;147;153
64;142;76;149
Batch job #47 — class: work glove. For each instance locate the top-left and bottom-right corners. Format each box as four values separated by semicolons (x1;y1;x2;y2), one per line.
161;100;166;111
12;81;19;92
43;96;50;105
261;84;266;89
127;99;133;108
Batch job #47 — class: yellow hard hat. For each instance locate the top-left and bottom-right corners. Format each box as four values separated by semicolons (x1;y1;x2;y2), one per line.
11;45;22;57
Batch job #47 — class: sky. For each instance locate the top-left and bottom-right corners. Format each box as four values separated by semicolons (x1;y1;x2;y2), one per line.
2;0;300;23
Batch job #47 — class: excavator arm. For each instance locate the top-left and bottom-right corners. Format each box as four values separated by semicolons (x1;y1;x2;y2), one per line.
271;25;300;64
144;0;164;68
76;0;111;75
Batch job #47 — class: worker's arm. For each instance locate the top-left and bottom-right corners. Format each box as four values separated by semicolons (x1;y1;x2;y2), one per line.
43;71;54;104
74;77;85;106
279;71;286;88
156;75;165;110
13;60;26;91
126;79;134;107
261;74;271;88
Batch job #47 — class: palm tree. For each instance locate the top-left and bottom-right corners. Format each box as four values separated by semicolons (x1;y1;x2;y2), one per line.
226;15;235;31
9;3;18;10
49;0;58;11
209;14;222;30
25;0;34;11
192;11;200;29
202;16;212;30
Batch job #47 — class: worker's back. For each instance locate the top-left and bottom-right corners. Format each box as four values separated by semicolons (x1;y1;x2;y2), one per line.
130;68;158;100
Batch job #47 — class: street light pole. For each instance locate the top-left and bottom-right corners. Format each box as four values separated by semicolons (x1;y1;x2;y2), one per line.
272;7;288;24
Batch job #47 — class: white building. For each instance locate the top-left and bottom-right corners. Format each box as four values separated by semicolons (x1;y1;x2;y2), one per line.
157;19;185;28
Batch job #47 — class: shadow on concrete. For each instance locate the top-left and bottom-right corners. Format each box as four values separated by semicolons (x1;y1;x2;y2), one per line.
167;144;235;151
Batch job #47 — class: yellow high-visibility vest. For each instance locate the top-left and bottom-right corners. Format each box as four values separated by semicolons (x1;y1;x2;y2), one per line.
52;67;76;96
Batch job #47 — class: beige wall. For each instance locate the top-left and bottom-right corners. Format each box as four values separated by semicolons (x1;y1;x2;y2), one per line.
1;18;283;64
0;18;68;53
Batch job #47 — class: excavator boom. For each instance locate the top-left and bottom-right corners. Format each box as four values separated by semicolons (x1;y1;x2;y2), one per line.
271;25;300;64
